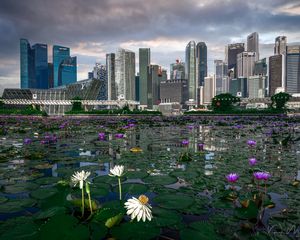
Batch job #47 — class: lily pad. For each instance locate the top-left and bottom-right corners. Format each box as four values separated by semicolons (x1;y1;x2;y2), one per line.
0;199;36;213
114;183;148;195
126;171;149;179
35;177;61;185
152;208;182;227
0;221;39;240
153;194;194;210
90;183;110;197
31;187;58;200
93;175;127;185
144;175;178;185
4;181;39;194
35;206;66;220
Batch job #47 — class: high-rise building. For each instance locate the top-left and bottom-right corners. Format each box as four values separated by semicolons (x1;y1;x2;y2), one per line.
48;63;54;88
91;63;107;100
274;36;287;55
139;48;150;106
53;45;70;87
214;60;228;95
254;58;267;76
247;32;259;60
196;42;207;87
185;41;197;102
248;76;267;98
229;77;247;97
58;56;77;86
286;45;300;94
269;55;283;96
147;64;160;108
170;59;185;80
106;53;116;100
32;44;48;89
226;43;245;78
20;39;35;89
237;52;256;78
135;75;140;101
115;48;135;100
203;76;216;104
160;79;188;106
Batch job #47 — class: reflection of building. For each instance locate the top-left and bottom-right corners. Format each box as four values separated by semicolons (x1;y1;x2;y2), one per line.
139;48;150;107
115;48;135;100
286;45;300;94
185;41;197;101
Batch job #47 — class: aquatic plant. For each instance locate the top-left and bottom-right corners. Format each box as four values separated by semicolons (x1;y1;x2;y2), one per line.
109;165;125;200
124;195;152;222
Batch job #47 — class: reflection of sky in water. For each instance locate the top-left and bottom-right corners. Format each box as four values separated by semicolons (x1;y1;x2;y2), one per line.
205;152;215;176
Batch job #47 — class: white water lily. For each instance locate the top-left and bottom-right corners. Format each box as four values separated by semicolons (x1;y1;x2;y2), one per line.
71;170;91;189
109;165;125;177
124;195;152;222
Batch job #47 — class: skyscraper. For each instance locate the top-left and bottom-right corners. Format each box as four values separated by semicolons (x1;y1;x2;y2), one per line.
32;43;48;89
214;60;228;95
286;45;300;94
203;76;216;104
48;63;54;88
53;45;70;87
185;41;197;102
20;39;36;89
91;63;107;100
147;64;160;109
247;32;259;60
58;56;77;86
269;55;283;96
237;52;256;78
139;48;150;107
254;58;267;76
196;42;207;87
170;59;185;80
274;36;287;55
115;48;135;100
106;53;116;100
226;43;245;78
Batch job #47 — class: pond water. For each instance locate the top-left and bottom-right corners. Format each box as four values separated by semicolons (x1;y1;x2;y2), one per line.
0;115;299;239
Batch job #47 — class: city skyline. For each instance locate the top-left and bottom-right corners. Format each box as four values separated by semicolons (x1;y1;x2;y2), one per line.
0;0;300;94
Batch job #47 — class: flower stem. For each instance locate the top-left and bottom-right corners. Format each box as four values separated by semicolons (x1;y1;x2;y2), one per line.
87;192;93;214
81;187;85;217
118;177;122;200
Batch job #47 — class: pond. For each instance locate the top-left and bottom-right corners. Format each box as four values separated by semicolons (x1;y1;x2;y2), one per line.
0;115;299;239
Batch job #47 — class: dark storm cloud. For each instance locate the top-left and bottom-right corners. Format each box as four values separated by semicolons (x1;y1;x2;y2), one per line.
0;0;299;86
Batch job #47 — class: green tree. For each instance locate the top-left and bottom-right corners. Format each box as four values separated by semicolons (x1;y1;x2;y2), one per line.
271;92;291;110
211;93;240;112
71;96;84;112
0;98;4;109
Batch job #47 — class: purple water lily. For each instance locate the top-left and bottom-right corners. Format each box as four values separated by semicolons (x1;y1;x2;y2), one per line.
253;172;271;181
198;143;204;151
181;140;189;146
226;173;239;183
249;157;257;166
23;138;32;145
98;132;105;140
115;133;124;139
247;140;256;147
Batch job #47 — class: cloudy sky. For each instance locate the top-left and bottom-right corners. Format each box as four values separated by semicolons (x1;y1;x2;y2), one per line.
0;0;300;93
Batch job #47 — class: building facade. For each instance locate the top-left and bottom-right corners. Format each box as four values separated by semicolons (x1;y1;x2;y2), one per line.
115;48;135;100
203;76;216;104
147;65;160;109
170;60;185;80
196;42;207;87
106;53;116;100
247;32;259;60
237;52;256;78
214;60;228;95
160;79;188;106
226;43;245;78
269;55;283;96
32;44;48;89
53;45;70;87
274;36;287;55
248;76;266;98
286;45;300;94
58;57;77;87
139;48;150;106
185;41;197;102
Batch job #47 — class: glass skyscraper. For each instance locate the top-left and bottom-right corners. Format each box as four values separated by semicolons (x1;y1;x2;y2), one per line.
58;57;77;86
106;53;116;100
196;42;207;87
32;44;48;89
286;46;300;94
53;45;70;87
185;41;197;102
20;39;35;89
139;48;150;106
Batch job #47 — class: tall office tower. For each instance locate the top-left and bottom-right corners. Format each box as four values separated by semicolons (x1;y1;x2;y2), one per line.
203;76;216;104
237;52;256;78
53;45;70;87
214;60;228;95
286;46;300;94
147;64;161;109
20;39;35;89
115;48;136;100
58;56;77;86
196;42;207;87
185;41;197;102
135;75;140;101
274;36;287;55
92;63;107;100
106;53;116;100
229;77;247;97
161;69;167;82
226;43;245;78
254;58;267;76
248;76;266;98
32;44;48;89
170;59;185;80
269;55;283;96
247;32;259;60
48;63;54;88
139;48;150;107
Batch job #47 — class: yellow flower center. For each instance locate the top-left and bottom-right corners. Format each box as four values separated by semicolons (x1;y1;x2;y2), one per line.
138;195;149;205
